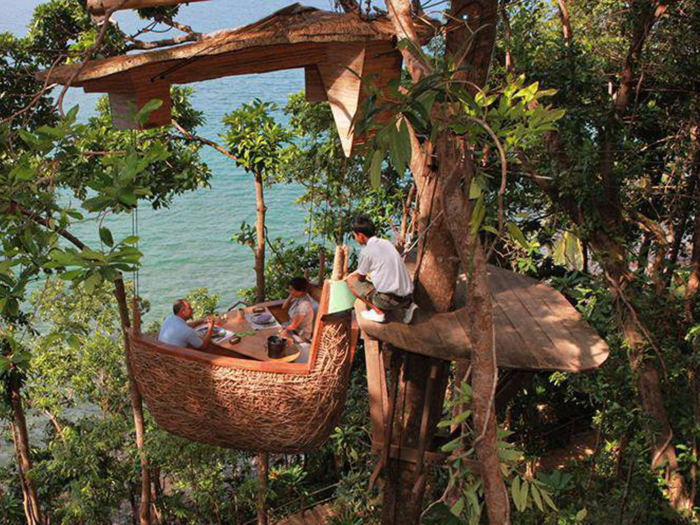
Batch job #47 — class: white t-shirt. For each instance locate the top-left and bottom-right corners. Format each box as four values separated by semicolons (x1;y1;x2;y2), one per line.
288;294;315;341
357;237;413;296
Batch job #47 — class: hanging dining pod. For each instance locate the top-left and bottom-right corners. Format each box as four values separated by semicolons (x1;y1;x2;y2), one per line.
126;247;357;453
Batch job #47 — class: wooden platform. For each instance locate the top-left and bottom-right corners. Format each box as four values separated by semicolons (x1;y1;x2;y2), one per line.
358;260;610;372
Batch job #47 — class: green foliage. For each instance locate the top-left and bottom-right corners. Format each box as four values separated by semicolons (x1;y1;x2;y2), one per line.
184;287;220;318
222;99;291;177
235;240;334;303
277;91;411;245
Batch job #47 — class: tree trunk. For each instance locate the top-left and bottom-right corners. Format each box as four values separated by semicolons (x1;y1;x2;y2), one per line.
256;452;269;525
379;84;457;525
9;383;43;525
15;212;155;523
380;1;503;524
113;277;153;525
439;133;510;524
684;129;700;322
254;171;267;304
253;171;269;525
590;233;691;510
685;211;700;323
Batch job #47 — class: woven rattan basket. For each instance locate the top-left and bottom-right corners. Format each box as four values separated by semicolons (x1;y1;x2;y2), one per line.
128;281;354;453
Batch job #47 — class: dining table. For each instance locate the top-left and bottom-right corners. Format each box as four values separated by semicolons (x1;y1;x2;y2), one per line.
195;303;301;362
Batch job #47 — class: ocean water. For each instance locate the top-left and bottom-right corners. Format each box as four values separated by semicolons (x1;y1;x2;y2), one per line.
3;0;336;320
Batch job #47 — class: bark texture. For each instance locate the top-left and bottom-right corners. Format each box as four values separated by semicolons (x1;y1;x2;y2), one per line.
114;277;153;525
254;172;267;304
256;452;269;525
380;1;506;524
9;383;43;525
438;133;510;524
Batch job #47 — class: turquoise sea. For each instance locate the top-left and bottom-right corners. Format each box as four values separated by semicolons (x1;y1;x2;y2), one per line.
3;0;335;321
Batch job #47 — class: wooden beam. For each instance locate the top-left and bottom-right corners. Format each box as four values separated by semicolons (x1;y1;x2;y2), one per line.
81;43;328;93
317;42;366;157
351;40;403;151
107;71;172;129
304;66;327;102
364;339;386;445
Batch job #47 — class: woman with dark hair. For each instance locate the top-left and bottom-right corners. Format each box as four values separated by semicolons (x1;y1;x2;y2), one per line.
280;276;316;351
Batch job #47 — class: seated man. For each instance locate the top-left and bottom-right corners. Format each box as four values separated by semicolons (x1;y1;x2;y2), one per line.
159;299;214;349
280;277;316;349
347;216;418;324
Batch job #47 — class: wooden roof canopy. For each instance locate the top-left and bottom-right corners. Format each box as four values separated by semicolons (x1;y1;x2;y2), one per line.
40;3;424;156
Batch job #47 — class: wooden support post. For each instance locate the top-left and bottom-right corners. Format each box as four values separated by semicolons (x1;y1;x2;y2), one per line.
370;349;402;491
332;245;346;280
131;296;141;334
364;338;386;445
318;251;326;286
380;355;450;525
412;362;439;496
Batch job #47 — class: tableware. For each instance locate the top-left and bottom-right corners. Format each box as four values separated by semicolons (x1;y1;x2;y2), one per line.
228;335;241;345
253;306;265;313
252;312;273;324
266;336;287;358
197;326;226;338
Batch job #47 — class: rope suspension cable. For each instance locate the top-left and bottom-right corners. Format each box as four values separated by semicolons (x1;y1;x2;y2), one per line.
306;174;315;253
130;129;141;300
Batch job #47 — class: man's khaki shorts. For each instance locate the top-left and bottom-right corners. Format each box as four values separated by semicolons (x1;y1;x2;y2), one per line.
353;279;412;312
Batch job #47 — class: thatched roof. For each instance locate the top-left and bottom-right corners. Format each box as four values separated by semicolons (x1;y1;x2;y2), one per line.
40;4;428;87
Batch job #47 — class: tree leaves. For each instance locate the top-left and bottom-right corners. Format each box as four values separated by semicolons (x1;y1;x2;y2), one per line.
552;230;584;270
99;227;114;248
369;149;384;189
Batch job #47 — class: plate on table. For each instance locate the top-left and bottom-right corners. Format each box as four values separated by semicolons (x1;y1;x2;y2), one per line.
251;312;274;325
196;326;227;338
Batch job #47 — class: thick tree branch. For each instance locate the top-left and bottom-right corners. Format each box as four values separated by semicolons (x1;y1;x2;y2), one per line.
556;0;573;53
385;0;432;81
172;120;240;163
336;0;361;14
56;0;130;116
600;1;670;219
125;32;201;51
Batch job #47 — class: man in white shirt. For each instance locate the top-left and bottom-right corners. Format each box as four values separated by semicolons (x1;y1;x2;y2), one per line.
347;216;418;324
159;299;215;349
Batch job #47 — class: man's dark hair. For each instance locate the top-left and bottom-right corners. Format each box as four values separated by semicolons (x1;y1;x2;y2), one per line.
173;299;189;315
289;277;309;292
352;216;376;237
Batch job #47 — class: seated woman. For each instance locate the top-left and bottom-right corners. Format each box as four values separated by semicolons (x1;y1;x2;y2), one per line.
280;277;316;362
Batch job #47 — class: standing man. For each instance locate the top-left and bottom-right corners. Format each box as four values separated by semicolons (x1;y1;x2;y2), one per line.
159;299;215;349
347;216;418;324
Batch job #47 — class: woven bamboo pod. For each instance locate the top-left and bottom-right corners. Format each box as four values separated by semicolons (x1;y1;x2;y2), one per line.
128;283;354;453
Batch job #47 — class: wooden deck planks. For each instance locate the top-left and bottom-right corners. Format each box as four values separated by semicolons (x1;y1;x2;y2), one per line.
500;271;588;354
488;269;556;367
489;267;608;371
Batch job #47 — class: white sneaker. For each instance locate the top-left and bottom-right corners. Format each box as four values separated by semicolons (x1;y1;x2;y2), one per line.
361;309;386;323
403;303;419;324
